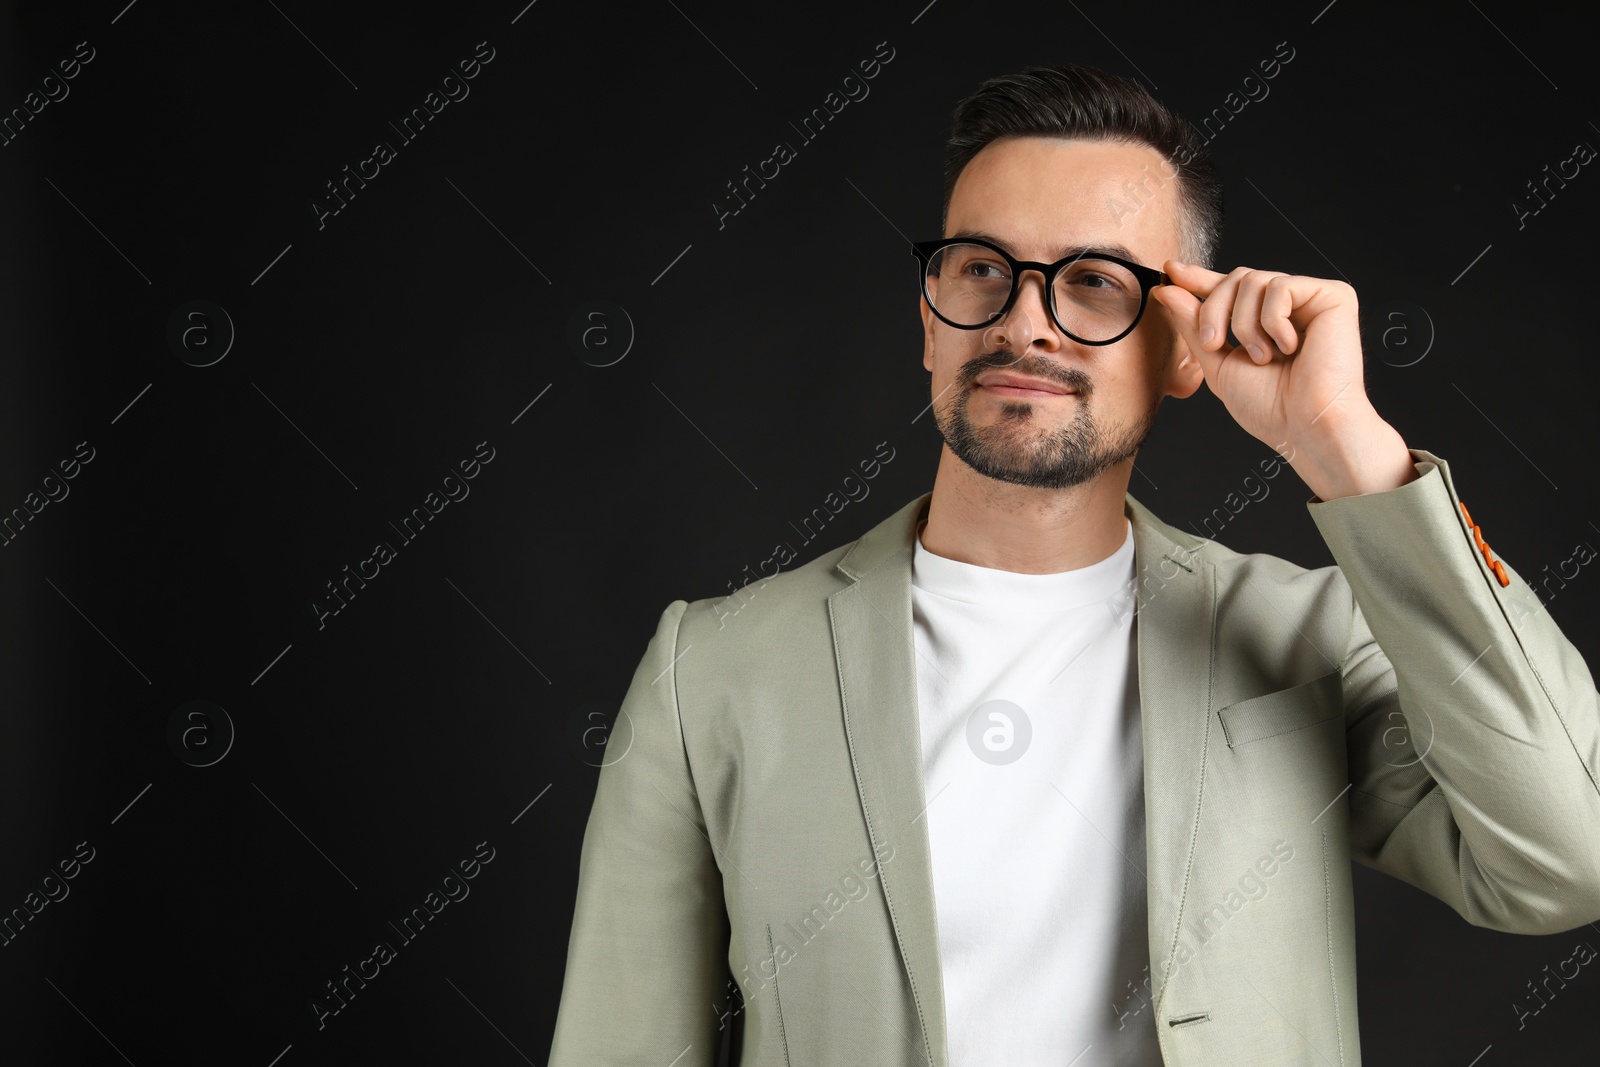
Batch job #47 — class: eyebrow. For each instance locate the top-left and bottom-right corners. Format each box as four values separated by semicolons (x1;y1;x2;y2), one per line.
948;229;1139;263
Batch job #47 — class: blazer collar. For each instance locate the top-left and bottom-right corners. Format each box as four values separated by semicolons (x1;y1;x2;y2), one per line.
827;488;1218;1065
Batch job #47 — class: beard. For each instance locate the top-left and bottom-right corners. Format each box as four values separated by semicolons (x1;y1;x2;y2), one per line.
933;348;1161;490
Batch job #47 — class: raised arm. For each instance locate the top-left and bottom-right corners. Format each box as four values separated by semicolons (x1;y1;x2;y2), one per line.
1313;451;1600;934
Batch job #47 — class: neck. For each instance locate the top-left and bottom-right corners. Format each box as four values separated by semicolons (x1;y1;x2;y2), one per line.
918;445;1133;574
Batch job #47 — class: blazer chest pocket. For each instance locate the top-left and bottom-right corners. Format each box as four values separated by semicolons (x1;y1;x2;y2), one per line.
1217;668;1344;748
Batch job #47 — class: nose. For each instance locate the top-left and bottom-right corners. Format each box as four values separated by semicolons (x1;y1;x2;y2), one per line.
985;269;1060;355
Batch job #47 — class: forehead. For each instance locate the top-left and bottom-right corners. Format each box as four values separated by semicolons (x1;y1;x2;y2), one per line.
946;135;1183;265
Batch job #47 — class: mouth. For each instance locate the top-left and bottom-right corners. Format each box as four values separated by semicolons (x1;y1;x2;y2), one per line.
977;381;1076;398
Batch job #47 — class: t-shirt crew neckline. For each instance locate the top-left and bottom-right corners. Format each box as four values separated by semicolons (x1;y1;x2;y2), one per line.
912;515;1134;612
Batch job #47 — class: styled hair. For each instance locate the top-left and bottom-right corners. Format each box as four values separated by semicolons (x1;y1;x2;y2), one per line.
941;64;1223;268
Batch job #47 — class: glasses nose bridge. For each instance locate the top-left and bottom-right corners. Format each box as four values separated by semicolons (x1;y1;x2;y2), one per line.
1006;257;1062;323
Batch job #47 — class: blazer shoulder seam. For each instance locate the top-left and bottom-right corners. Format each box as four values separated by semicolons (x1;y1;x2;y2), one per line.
666;599;706;810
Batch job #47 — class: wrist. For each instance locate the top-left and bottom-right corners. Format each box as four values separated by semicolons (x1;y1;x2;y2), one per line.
1290;411;1416;501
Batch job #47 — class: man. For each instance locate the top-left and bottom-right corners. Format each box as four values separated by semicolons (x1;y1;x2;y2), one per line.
546;65;1600;1066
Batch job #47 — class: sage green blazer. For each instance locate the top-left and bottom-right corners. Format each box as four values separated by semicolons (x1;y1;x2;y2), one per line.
547;449;1600;1066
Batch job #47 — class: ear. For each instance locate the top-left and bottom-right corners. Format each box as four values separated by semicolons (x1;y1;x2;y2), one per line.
1164;331;1205;400
1150;285;1205;400
921;293;936;374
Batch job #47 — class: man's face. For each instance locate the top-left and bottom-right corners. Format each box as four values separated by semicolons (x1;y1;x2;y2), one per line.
921;135;1202;490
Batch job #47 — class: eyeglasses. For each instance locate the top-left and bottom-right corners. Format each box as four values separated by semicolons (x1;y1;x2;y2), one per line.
911;237;1171;346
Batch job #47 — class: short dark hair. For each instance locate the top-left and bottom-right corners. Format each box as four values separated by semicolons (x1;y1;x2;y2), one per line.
941;64;1223;269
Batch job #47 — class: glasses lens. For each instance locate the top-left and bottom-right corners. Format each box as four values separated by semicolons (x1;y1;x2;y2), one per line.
1052;257;1143;342
923;245;1147;341
923;243;1012;327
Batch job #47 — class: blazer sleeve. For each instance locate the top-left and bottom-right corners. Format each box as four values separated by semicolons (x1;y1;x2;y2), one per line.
546;599;731;1065
1307;448;1600;934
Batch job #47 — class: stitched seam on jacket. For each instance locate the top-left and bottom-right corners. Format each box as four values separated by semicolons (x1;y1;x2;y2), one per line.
767;924;793;1067
667;600;703;818
1350;786;1411;810
1439;472;1600;918
1441;482;1600;798
1322;827;1347;1066
1506;613;1597;794
1220;665;1346;748
827;587;937;1067
1155;561;1218;1052
1224;709;1341;747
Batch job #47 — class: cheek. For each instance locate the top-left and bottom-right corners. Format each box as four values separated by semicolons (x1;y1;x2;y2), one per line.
927;329;958;376
1123;336;1168;386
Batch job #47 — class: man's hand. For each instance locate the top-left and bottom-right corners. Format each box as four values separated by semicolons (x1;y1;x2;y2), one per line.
1149;262;1417;501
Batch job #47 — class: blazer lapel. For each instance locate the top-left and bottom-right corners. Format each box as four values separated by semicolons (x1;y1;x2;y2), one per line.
1124;492;1219;1016
828;489;1217;1062
830;491;948;1066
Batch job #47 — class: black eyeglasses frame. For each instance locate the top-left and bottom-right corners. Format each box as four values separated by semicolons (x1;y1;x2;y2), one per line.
911;236;1172;346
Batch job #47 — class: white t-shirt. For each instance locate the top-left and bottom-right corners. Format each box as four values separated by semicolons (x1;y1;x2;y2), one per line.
911;515;1160;1065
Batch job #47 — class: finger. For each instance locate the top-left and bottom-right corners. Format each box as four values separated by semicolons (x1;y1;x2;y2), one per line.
1162;260;1228;298
1150;284;1228;384
1196;266;1252;351
1229;271;1289;364
1260;276;1299;354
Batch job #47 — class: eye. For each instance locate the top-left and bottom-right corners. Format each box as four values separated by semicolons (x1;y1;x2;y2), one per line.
962;260;1009;280
1070;269;1132;291
1058;262;1136;295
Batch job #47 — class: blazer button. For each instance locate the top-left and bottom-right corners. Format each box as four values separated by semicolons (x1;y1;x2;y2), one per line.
1461;501;1509;586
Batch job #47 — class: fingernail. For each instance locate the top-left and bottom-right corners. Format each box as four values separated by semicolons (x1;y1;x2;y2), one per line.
1246;343;1265;362
1199;325;1216;346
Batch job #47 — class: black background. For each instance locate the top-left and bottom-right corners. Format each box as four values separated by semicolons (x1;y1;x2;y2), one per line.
3;0;1600;1063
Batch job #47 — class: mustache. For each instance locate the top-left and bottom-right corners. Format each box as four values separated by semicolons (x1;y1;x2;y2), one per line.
959;351;1091;393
